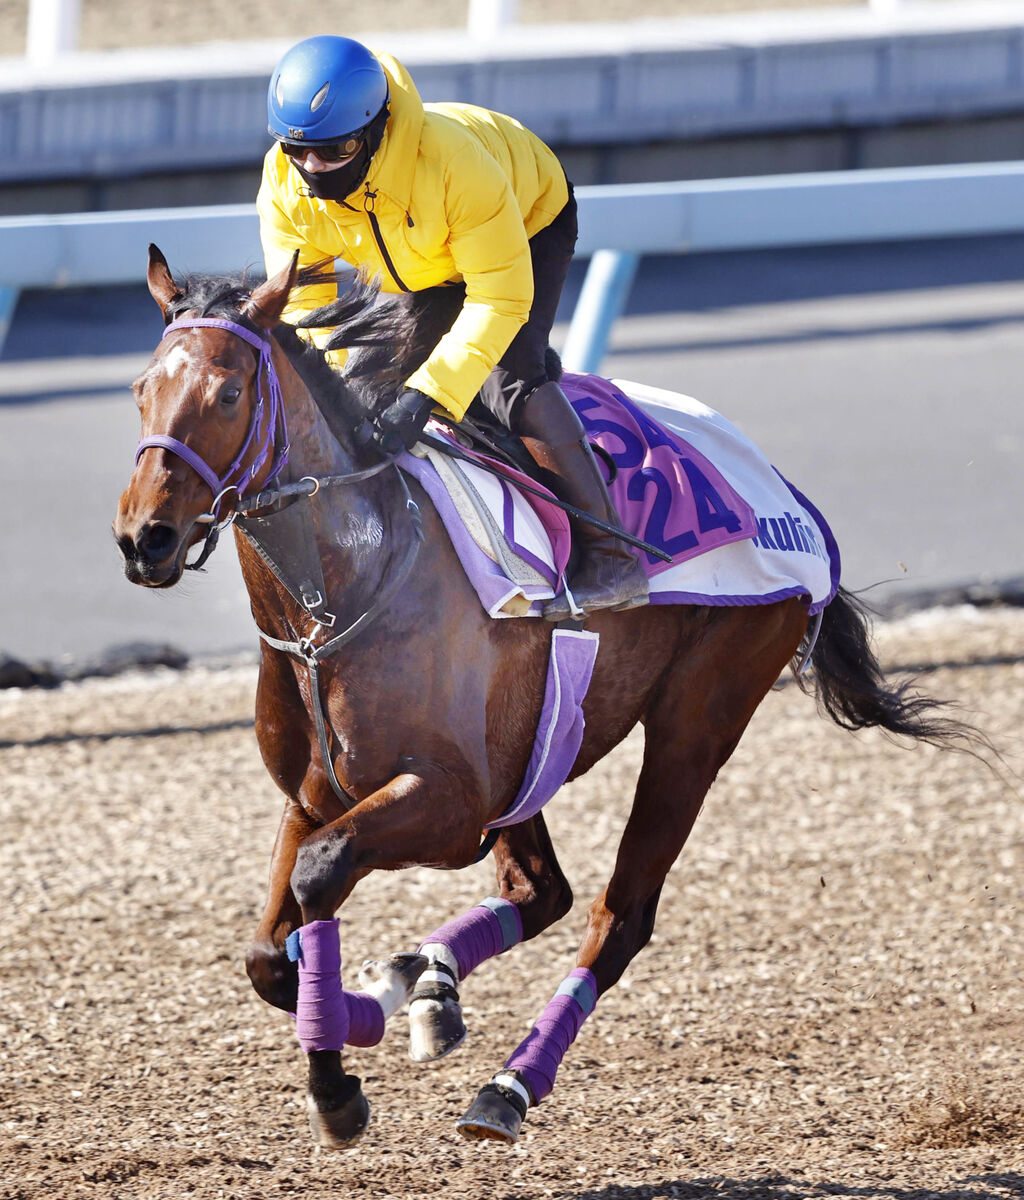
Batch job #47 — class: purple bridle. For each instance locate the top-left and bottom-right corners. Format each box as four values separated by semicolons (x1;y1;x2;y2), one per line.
134;317;290;519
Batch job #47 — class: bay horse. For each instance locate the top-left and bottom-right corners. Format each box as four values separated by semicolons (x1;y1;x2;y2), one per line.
113;246;970;1149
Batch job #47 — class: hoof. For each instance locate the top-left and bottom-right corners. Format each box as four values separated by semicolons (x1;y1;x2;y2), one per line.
408;993;467;1062
306;1083;371;1149
358;952;428;1000
456;1076;530;1145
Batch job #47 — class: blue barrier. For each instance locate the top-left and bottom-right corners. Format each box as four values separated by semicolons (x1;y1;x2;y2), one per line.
5;162;1024;368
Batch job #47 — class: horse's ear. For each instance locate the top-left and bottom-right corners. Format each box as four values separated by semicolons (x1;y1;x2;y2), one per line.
243;251;300;330
147;244;181;315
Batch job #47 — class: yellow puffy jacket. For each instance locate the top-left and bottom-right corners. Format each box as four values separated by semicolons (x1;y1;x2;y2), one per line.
258;52;569;421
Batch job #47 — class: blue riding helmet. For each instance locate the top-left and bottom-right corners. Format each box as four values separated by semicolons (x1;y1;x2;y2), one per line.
267;36;389;145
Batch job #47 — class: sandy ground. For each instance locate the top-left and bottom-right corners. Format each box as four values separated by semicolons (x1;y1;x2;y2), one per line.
0;1;954;55
0;606;1022;1199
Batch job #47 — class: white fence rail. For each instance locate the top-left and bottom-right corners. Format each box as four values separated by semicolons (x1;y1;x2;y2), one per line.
22;0;914;59
4;161;1024;369
8;7;1024;190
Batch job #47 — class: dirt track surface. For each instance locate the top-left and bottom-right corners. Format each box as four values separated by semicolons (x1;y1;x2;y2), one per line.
1;607;1022;1200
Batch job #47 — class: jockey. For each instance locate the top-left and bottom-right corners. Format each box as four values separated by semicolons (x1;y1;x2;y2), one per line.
258;36;648;619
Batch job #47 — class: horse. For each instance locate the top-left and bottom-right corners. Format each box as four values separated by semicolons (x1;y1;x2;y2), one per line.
113;245;972;1150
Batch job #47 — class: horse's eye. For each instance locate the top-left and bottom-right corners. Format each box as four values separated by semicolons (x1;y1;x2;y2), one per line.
220;385;242;406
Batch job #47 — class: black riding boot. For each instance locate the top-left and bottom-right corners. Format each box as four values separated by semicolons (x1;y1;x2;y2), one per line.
517;381;649;620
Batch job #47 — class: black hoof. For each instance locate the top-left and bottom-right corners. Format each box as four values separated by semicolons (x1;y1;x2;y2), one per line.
409;961;466;1062
456;1077;530;1145
306;1076;370;1149
408;992;466;1062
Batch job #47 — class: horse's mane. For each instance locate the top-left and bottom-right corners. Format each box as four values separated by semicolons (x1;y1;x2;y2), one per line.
294;266;466;411
165;275;253;326
164;266;463;434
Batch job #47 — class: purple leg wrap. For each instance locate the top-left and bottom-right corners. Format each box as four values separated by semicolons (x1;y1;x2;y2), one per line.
419;897;523;980
503;967;598;1103
345;992;386;1048
289;919;385;1052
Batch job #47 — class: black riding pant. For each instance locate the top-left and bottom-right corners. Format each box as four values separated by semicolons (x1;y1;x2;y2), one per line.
473;183;578;432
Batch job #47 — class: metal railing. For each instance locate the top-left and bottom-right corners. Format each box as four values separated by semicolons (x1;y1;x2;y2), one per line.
4;161;1024;370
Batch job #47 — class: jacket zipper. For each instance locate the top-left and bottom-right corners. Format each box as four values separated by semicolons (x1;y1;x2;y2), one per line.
363;187;411;293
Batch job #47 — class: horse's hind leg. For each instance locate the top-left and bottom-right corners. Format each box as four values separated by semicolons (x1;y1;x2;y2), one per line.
458;601;808;1143
410;813;573;1061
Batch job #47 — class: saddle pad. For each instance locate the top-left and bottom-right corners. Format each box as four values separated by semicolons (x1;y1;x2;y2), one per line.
423;445;566;616
401;373;840;618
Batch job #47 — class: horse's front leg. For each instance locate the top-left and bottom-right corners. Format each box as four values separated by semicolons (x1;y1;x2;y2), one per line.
245;800;424;1015
290;762;484;1149
245;800;314;1014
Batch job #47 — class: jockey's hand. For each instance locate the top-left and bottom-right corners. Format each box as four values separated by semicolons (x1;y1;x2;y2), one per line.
373;388;434;455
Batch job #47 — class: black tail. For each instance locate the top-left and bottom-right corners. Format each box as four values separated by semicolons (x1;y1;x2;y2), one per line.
802;586;980;750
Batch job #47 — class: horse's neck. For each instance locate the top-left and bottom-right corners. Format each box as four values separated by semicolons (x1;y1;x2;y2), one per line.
237;353;400;638
278;357;354;480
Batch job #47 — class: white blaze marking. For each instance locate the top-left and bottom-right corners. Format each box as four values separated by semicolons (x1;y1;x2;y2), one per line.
162;345;191;377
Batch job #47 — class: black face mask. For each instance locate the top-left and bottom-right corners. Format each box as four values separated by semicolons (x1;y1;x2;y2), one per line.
290;103;390;204
293;143;372;203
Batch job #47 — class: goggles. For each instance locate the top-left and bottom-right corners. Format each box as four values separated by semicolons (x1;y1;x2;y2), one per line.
278;135;364;163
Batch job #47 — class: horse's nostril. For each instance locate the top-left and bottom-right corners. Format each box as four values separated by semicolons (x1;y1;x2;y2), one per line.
137;522;178;562
115;532;136;563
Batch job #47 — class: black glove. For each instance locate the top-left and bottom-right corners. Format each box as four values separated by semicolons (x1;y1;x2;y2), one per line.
373;388;434;455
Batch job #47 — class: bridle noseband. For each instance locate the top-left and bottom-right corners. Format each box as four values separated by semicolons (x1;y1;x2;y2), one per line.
134;316;292;568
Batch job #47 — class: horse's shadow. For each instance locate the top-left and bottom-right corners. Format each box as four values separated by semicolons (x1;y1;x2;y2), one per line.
562;1175;1024;1200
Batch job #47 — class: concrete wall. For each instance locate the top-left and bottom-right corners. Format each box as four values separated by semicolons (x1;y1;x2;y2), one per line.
3;3;1024;212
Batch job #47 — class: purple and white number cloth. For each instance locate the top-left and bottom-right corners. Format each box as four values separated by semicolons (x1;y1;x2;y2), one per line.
403;373;840;620
595;376;841;615
564;373;756;575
